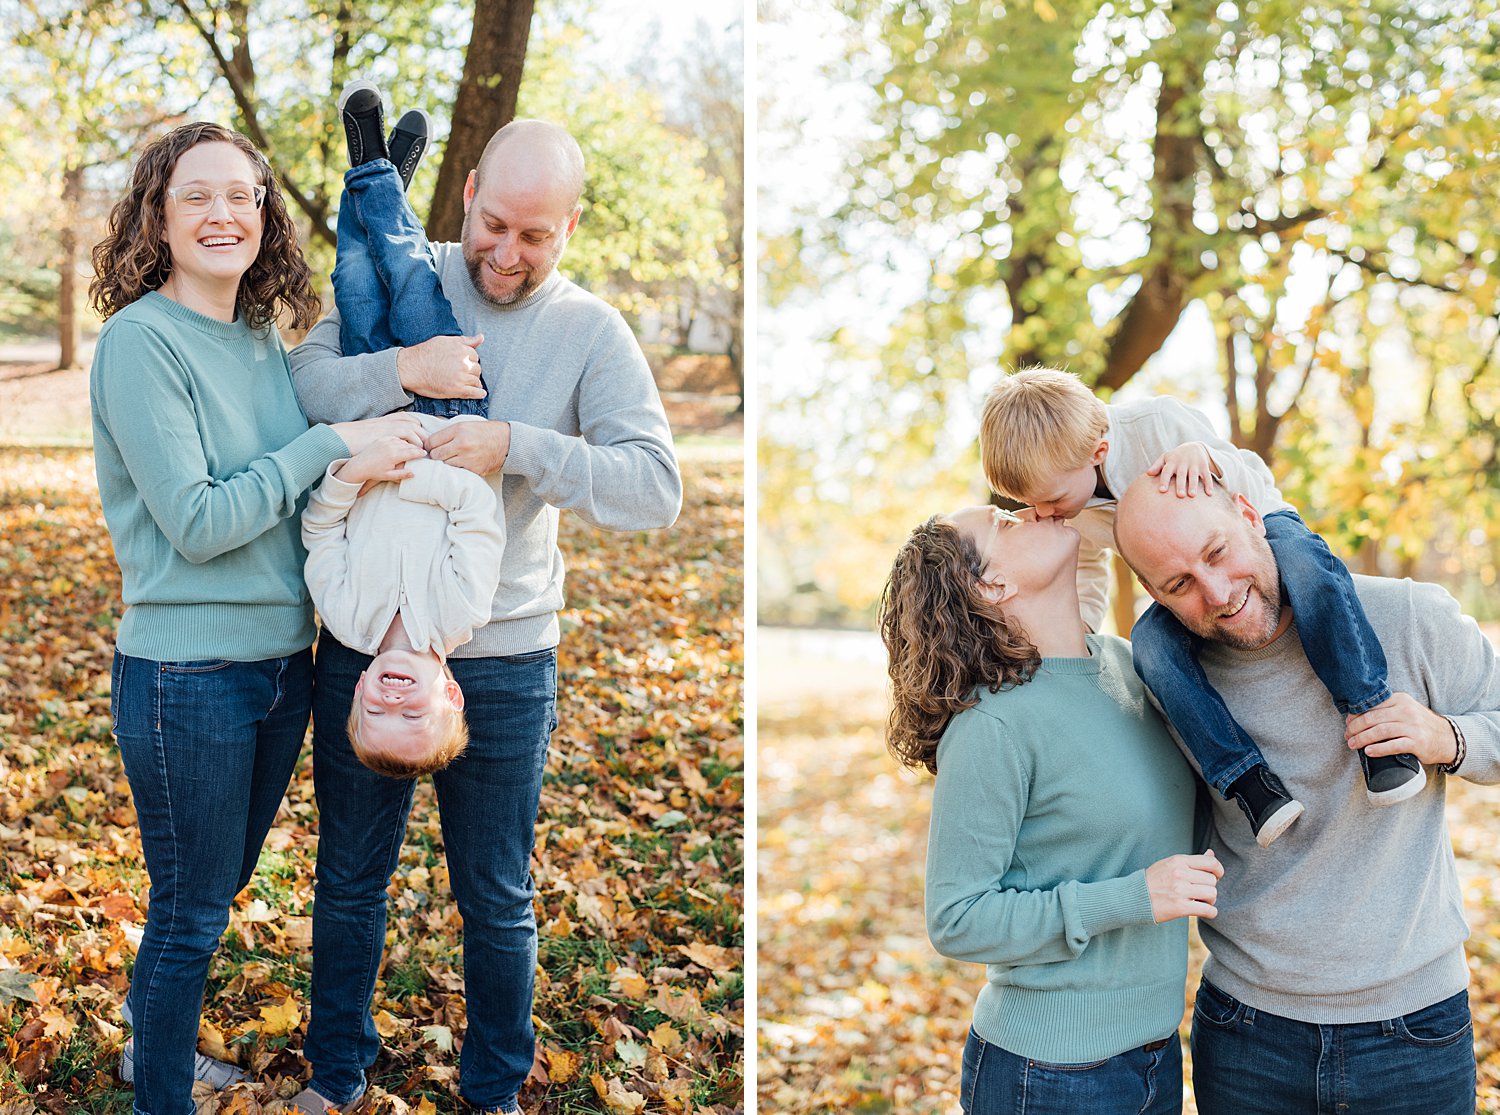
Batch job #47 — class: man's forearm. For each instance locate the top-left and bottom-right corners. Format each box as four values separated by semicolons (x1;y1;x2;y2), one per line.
289;311;413;423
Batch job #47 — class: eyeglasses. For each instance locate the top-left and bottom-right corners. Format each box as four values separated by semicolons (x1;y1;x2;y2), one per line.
165;184;266;214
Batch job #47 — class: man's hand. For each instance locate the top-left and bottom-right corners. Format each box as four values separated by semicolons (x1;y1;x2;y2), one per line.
426;419;511;477
1346;693;1457;766
1147;441;1218;497
396;334;487;401
334;436;427;487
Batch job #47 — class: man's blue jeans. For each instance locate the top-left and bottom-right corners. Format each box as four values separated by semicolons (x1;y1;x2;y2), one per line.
304;634;556;1111
960;1026;1182;1114
332;158;488;418
111;649;313;1115
1131;509;1392;795
1190;979;1475;1114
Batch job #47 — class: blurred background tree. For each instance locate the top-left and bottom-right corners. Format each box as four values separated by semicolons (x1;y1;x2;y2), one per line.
0;0;736;363
760;0;1500;629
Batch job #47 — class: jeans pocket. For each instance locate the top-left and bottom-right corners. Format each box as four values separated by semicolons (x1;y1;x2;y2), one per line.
500;647;556;664
1193;978;1247;1029
1393;990;1472;1048
110;651;126;734
159;658;234;673
960;1028;986;1114
1029;1055;1113;1071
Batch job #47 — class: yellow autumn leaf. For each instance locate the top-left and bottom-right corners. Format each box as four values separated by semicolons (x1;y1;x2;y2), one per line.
373;1009;402;1038
648;1021;683;1055
545;1045;582;1083
676;940;737;972
611;967;648;999
414;1099;438;1115
257;996;300;1037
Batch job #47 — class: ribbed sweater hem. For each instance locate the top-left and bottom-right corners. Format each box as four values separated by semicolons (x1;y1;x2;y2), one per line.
973;976;1185;1063
447;611;560;658
119;603;315;662
1202;948;1470;1024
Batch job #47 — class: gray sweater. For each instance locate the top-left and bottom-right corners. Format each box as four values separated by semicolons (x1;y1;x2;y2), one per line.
1181;575;1500;1022
290;250;682;657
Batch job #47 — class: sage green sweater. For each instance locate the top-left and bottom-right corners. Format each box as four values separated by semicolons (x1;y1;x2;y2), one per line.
90;292;349;661
925;635;1197;1063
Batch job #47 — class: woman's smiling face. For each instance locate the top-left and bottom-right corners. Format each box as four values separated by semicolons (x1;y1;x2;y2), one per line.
160;142;264;295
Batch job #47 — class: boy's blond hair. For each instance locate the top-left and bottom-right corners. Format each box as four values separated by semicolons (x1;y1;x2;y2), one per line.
980;366;1109;498
346;666;469;779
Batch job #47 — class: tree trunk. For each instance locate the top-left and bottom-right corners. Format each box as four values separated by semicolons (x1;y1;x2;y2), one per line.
428;0;536;241
1111;551;1138;638
58;165;83;370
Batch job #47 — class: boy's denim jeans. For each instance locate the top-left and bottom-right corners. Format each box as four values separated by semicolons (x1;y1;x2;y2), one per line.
960;1026;1182;1115
1131;509;1392;795
1191;979;1475;1114
304;634;557;1111
111;649;313;1115
332;158;488;418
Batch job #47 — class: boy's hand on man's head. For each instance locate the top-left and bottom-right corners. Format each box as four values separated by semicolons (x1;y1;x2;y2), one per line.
396;334;487;402
1147;441;1219;498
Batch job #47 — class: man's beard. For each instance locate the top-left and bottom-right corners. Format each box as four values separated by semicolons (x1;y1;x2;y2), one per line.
460;211;561;307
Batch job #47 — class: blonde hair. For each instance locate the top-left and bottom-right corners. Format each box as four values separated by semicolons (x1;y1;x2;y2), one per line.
878;516;1042;775
346;666;470;779
980;367;1108;499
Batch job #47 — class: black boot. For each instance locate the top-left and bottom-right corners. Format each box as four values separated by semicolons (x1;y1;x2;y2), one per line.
1359;748;1425;804
388;109;431;191
338;80;388;167
1225;764;1304;848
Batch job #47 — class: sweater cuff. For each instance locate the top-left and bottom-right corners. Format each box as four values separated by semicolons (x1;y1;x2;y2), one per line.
503;420;551;481
1071;870;1157;941
277;424;353;493
1449;712;1499;781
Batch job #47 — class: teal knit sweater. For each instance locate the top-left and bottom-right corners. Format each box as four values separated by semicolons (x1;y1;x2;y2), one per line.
90;292;349;661
925;635;1197;1063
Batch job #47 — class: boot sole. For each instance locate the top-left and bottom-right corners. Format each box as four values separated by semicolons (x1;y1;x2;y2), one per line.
1255;799;1305;848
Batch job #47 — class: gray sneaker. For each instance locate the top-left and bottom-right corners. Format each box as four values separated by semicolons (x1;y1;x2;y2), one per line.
285;1084;367;1113
119;1037;246;1089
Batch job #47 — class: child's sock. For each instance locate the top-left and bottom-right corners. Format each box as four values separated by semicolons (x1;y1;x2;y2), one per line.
1225;764;1304;848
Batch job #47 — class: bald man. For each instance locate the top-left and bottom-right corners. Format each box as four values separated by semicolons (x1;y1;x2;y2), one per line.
290;116;681;1115
1114;477;1500;1115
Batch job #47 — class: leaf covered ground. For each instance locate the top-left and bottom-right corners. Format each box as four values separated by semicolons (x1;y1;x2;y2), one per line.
757;629;1500;1113
0;448;744;1115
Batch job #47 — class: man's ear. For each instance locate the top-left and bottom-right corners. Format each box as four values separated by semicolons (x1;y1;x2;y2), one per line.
1233;492;1265;534
564;204;581;239
462;170;476;214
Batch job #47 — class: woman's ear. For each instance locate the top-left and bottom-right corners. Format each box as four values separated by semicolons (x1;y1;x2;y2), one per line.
974;577;1015;606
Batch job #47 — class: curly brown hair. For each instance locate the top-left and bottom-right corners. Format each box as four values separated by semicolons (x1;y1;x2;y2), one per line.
89;122;321;331
878;515;1043;775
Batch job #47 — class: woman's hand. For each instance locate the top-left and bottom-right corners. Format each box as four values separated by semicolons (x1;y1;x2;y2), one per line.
331;413;427;456
334;435;427;487
1146;441;1218;497
1146;850;1222;923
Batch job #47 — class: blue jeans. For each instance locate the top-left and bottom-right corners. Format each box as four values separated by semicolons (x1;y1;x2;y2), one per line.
332;158;488;418
111;649;313;1115
1131;509;1392;795
1190;979;1475;1114
960;1026;1182;1115
304;633;556;1110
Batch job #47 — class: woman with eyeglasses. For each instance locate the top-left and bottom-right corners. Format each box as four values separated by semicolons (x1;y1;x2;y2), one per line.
879;505;1219;1114
88;122;424;1115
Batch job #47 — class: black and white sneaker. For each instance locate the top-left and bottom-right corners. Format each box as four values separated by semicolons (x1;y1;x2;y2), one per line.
1226;765;1304;848
388;108;432;191
338;80;387;167
1360;749;1426;805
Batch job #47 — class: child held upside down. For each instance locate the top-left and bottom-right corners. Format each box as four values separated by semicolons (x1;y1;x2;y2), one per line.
301;80;503;778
